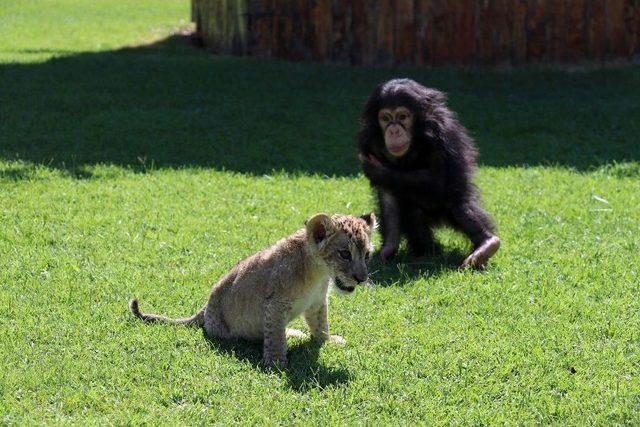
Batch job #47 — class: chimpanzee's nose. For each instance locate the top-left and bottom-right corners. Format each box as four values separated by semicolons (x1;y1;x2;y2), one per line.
352;273;367;284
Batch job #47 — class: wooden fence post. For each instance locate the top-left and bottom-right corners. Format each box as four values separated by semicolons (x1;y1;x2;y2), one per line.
193;0;640;65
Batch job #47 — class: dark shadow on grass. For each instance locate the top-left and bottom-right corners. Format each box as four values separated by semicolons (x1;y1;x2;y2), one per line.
0;34;362;177
203;333;351;392
368;245;468;287
0;163;96;181
0;164;39;181
0;48;80;55
1;33;640;177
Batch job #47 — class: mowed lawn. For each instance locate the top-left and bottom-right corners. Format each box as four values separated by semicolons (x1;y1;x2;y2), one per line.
1;0;639;424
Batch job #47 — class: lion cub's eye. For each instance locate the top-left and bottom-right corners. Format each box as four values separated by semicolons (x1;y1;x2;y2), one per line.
338;249;351;261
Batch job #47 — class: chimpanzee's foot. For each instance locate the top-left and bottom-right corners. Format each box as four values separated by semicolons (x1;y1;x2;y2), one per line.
462;235;500;269
379;244;398;263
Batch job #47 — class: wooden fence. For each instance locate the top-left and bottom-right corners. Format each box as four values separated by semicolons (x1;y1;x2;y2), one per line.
191;0;640;65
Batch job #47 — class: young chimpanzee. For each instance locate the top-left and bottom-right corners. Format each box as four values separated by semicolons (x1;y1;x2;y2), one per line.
357;78;500;268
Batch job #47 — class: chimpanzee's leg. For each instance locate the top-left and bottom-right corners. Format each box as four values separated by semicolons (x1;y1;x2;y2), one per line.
377;190;401;262
447;198;500;269
400;204;435;257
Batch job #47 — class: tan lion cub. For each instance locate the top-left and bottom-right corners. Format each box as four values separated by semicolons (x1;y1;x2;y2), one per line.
129;212;376;367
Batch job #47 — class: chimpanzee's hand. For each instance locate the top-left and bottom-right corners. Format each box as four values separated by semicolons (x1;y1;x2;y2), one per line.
365;154;383;167
359;153;387;183
361;159;385;184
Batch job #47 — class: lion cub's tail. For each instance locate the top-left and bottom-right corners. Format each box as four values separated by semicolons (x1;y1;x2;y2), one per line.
129;299;204;327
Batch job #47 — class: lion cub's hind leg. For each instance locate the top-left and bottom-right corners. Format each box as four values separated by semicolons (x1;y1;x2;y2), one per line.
286;329;308;339
202;304;232;340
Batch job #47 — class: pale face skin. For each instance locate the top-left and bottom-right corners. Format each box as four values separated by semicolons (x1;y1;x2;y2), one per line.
378;107;414;158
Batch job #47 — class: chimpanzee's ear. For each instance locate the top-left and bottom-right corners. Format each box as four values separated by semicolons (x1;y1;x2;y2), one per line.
305;213;334;246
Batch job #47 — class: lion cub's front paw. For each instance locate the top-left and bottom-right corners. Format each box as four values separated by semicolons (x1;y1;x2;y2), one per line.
263;354;287;369
328;334;346;345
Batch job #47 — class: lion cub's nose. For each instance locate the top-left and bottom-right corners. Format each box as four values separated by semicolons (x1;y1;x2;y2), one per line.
352;273;367;284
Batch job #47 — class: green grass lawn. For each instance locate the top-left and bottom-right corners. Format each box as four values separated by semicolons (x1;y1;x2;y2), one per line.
1;0;639;424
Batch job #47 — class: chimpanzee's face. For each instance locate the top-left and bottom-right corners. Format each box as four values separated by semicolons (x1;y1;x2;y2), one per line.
377;106;414;157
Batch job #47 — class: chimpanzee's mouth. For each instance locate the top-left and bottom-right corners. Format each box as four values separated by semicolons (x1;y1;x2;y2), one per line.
334;277;355;293
388;142;409;156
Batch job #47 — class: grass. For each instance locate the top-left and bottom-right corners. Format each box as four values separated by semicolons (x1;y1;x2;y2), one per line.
1;0;639;424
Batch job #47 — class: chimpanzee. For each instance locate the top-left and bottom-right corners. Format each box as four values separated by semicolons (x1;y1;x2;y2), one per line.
357;78;500;268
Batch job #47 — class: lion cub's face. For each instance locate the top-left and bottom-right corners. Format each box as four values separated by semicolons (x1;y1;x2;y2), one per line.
306;213;376;293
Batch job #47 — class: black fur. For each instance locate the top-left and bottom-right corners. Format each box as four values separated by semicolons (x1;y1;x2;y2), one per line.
357;78;496;256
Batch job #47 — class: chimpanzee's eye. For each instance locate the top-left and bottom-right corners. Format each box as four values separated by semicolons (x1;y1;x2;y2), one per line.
338;249;351;261
381;115;390;122
398;114;407;121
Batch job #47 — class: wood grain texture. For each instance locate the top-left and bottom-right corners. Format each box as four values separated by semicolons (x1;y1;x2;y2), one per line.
192;0;640;65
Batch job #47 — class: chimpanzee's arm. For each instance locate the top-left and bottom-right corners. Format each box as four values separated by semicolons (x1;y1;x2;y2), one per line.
361;159;445;196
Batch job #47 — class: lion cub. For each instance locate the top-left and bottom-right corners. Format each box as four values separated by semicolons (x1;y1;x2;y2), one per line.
130;212;376;366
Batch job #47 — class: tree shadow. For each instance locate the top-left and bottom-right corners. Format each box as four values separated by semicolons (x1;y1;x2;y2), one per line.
1;33;639;178
0;34;362;177
203;332;351;392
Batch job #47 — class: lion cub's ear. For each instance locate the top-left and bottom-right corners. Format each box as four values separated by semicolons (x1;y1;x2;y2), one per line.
305;213;334;246
360;212;377;231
